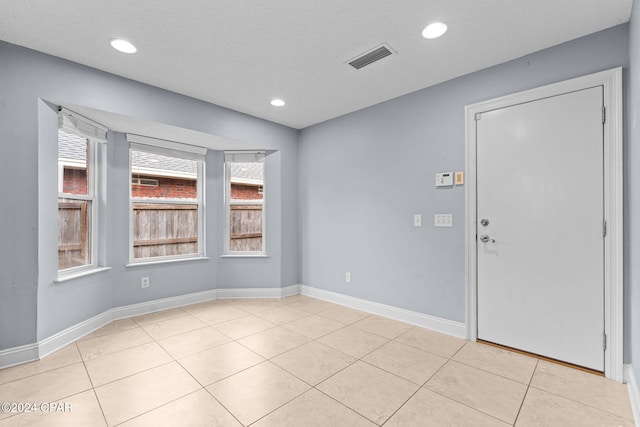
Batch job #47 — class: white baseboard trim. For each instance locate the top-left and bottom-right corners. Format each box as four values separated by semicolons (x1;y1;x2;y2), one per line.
300;285;466;338
39;310;114;359
281;284;301;297
4;284;461;369
217;285;300;299
0;342;39;370
624;364;640;426
112;289;218;320
0;286;301;369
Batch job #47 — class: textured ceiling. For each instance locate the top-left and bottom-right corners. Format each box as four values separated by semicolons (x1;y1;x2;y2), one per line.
0;0;633;129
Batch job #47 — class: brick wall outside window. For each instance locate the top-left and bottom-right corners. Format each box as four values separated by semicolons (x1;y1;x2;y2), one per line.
63;168;87;194
132;175;197;198
64;169;258;199
231;183;263;200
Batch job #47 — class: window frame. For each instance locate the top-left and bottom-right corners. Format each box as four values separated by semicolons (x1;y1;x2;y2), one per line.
57;110;106;278
128;137;207;264
224;151;266;256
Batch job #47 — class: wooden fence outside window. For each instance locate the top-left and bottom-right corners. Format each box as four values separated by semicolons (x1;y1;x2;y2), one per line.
59;203;264;264
230;204;263;252
133;203;198;259
58;200;89;270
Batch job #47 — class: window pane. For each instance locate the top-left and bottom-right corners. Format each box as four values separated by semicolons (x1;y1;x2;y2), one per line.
131;150;197;200
58;129;88;195
58;198;90;270
130;146;203;261
228;161;264;252
133;203;198;259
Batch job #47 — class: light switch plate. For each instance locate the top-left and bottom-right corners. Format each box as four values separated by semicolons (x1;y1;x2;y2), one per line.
434;214;453;227
414;214;422;227
455;171;464;185
435;172;454;187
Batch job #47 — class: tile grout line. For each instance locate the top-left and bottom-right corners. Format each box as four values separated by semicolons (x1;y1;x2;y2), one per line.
511;358;539;426
525;384;637;422
312;386;380;425
247;304;383;424
301;314;414;425
379;341;466;425
76;340;110;427
448;355;537;387
124;299;411;425
4;295;633;426
110;300;493;425
527;358;634;421
110;389;208;426
409;340;518;426
111;314;242;426
200;386;246;427
89;388;110;427
87;314;221;426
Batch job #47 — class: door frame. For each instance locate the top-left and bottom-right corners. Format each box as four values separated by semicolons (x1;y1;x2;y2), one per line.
464;68;623;381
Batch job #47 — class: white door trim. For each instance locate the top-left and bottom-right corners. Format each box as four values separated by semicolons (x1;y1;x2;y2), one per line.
464;68;623;381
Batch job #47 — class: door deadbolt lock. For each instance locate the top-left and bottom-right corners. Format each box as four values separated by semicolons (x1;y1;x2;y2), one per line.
480;218;489;226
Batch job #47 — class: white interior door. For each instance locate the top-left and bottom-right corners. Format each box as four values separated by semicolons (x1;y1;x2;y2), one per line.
476;86;604;371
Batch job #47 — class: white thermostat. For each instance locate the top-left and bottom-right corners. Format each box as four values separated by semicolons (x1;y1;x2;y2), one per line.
435;172;454;187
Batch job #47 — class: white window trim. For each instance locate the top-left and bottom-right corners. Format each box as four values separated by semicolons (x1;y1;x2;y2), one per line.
128;139;206;264
125;256;210;268
55;266;112;283
59;107;108;141
224;151;266;256
57;109;106;279
127;134;206;158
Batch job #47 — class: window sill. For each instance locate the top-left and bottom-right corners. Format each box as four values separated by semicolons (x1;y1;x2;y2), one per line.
126;256;210;268
55;266;112;283
220;254;269;258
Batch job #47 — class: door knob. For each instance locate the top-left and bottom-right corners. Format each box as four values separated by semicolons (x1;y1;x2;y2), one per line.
480;234;495;243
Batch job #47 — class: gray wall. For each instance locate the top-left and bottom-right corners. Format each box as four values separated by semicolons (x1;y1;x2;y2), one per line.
628;2;640;381
298;25;630;324
1;19;638;377
0;41;298;349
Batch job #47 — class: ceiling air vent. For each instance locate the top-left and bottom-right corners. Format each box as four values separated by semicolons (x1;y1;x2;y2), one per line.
347;44;395;70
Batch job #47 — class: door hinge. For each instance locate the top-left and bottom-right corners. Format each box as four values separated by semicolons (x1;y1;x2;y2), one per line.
603;220;607;237
602;106;606;124
603;333;607;351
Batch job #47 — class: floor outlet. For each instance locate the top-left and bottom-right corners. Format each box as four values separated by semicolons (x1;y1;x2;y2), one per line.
141;277;150;288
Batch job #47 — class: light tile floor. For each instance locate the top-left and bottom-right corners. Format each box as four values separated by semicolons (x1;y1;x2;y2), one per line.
0;295;634;426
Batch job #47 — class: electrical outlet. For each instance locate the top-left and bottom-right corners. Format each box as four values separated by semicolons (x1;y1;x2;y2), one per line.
345;272;352;284
141;277;149;288
414;214;422;227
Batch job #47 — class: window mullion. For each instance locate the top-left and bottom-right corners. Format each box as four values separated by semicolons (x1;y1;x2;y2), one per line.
132;198;199;205
59;193;94;201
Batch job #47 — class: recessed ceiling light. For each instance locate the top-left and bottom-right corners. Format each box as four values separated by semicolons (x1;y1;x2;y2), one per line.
110;39;137;54
422;22;448;39
270;99;286;107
